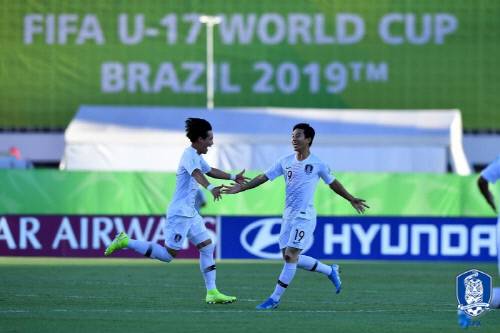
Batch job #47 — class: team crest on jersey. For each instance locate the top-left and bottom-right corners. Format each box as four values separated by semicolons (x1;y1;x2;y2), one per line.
456;269;492;317
304;164;314;174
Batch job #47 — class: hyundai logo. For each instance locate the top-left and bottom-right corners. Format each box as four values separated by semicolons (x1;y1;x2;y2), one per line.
240;218;313;259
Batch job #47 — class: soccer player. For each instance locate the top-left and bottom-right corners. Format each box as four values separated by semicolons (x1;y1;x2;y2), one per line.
104;118;247;304
223;123;369;310
477;155;500;309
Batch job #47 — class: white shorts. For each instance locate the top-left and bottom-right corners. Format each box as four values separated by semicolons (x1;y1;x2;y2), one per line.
164;214;210;250
278;215;316;250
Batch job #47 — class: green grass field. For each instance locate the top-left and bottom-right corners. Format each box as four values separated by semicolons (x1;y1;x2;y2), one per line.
0;258;499;333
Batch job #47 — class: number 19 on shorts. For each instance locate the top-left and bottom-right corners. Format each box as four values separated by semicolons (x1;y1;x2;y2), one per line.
294;228;305;242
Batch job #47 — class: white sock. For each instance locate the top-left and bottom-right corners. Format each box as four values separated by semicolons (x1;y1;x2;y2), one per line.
491;287;500;308
298;255;332;276
199;243;217;291
128;239;172;262
270;263;297;301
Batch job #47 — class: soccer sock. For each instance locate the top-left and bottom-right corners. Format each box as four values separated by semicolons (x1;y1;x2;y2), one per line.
270;263;297;302
128;239;172;262
199;243;217;291
298;255;332;276
491;287;500;308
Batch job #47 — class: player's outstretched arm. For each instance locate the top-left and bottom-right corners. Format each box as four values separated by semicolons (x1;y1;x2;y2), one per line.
206;168;250;184
329;179;369;214
192;169;223;201
222;174;269;194
477;176;497;213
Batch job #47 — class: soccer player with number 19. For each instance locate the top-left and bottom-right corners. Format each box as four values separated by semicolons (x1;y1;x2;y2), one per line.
477;154;500;309
223;123;369;310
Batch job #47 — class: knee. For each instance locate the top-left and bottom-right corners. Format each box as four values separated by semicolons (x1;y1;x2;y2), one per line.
284;254;298;263
284;250;299;263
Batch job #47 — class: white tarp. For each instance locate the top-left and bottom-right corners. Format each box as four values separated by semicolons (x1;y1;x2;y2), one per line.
61;106;471;174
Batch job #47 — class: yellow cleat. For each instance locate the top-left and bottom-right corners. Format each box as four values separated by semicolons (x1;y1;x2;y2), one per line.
205;289;237;304
104;231;129;256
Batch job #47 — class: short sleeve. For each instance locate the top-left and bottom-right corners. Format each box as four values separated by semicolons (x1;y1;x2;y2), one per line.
481;156;500;184
200;157;211;174
265;159;284;181
182;150;203;175
319;162;335;185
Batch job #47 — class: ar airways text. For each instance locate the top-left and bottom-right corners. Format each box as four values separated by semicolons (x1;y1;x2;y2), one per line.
101;61;388;95
23;13;458;46
0;215;217;252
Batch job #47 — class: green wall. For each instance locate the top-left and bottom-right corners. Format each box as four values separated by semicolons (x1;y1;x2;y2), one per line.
1;0;499;129
1;169;498;217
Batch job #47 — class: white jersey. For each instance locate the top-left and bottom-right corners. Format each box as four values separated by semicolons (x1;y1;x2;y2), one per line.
482;155;500;184
265;153;335;219
167;146;211;217
482;157;500;276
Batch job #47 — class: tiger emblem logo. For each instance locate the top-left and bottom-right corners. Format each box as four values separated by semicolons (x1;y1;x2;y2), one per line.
456;269;491;317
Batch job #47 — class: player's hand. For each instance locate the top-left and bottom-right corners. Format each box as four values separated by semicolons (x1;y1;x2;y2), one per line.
350;198;369;214
222;183;243;194
234;169;251;185
210;185;223;201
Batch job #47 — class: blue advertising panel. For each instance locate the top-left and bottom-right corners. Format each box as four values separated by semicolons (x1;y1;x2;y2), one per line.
220;216;498;261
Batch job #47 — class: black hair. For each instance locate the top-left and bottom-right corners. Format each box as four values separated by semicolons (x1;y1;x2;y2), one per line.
293;123;315;146
185;118;212;142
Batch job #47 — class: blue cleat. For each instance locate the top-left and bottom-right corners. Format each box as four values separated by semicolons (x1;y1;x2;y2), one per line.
328;264;342;294
457;309;471;328
256;298;280;310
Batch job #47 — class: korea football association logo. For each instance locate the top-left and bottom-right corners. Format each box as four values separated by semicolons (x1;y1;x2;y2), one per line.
304;164;314;175
456;269;492;317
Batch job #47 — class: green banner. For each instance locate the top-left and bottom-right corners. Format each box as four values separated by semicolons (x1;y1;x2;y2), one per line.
1;170;498;216
1;0;499;129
